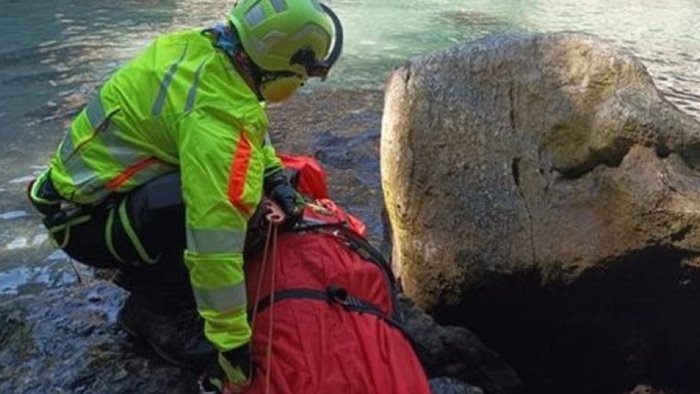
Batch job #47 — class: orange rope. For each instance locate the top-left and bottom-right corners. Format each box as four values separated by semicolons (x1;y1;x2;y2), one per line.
249;220;279;394
250;223;274;329
249;222;274;380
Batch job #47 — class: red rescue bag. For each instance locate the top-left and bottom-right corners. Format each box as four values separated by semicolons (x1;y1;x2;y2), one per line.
242;156;430;394
277;153;329;200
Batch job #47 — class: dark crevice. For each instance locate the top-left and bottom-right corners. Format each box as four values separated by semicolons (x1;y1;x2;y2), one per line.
512;157;521;188
507;83;536;263
555;137;634;179
671;225;693;243
678;141;700;170
432;246;700;394
508;83;516;132
655;141;671;159
404;61;412;85
511;156;536;263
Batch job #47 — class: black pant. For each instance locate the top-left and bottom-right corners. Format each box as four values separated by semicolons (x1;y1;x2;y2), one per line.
43;173;193;306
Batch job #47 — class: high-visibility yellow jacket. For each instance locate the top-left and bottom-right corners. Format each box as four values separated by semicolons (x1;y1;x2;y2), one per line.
45;29;282;352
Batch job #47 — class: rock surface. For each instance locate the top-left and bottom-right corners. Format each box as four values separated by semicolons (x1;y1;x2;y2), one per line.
0;282;196;394
429;377;485;394
381;32;700;392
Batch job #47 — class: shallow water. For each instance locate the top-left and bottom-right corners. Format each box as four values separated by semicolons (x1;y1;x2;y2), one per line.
0;0;699;298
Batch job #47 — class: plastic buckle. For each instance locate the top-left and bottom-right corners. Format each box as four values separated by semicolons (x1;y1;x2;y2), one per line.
326;285;364;310
327;285;349;306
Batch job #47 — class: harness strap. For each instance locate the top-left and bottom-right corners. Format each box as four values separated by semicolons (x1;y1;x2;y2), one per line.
289;221;402;322
335;226;395;286
293;222;396;286
250;285;413;344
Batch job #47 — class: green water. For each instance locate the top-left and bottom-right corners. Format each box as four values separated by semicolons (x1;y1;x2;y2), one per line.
1;0;699;297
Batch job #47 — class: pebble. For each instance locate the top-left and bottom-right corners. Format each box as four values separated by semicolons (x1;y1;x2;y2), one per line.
47;250;68;261
8;176;35;184
0;211;29;220
6;237;29;250
32;233;49;246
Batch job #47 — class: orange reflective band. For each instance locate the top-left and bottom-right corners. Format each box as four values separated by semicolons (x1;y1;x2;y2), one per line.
107;157;161;190
227;131;253;216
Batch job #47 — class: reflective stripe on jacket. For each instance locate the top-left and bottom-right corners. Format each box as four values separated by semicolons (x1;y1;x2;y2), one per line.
47;29;283;352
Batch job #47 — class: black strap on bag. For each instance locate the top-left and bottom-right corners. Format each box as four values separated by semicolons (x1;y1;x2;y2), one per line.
250;285;414;346
306;222;396;287
290;221;402;322
245;205;403;319
246;189;414;342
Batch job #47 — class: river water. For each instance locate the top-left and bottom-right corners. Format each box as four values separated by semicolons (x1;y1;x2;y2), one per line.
1;0;699;299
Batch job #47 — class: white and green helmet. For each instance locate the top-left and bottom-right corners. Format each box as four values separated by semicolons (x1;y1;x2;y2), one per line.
228;0;343;80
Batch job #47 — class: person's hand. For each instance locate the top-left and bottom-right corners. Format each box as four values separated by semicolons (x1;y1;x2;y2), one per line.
263;170;304;224
198;346;252;394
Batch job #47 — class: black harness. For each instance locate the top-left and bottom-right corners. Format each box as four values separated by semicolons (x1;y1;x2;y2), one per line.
246;219;415;345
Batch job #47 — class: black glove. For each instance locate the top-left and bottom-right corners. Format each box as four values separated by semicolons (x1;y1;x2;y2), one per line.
198;345;252;394
263;170;304;223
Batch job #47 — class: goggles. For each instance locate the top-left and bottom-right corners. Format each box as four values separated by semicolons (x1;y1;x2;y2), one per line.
290;3;344;81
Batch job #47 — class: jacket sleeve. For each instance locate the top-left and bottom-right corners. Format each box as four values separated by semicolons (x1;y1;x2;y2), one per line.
178;105;266;352
262;131;283;177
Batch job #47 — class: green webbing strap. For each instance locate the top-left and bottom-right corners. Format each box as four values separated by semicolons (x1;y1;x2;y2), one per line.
58;227;71;249
118;198;157;264
29;171;61;207
47;214;91;235
105;208;125;263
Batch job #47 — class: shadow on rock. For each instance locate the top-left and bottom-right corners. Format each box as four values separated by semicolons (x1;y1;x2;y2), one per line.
398;295;524;394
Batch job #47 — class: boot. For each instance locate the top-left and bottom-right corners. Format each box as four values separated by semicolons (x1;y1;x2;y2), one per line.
118;291;215;371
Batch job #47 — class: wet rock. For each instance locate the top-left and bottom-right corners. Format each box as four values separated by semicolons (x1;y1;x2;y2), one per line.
398;295;523;394
625;384;699;394
0;210;29;220
381;32;700;392
628;385;668;394
430;377;484;394
0;281;197;394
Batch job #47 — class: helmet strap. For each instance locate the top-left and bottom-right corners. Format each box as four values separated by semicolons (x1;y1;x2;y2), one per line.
246;57;303;102
234;52;266;102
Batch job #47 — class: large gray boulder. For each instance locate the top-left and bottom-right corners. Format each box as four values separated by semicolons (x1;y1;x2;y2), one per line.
381;32;700;392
